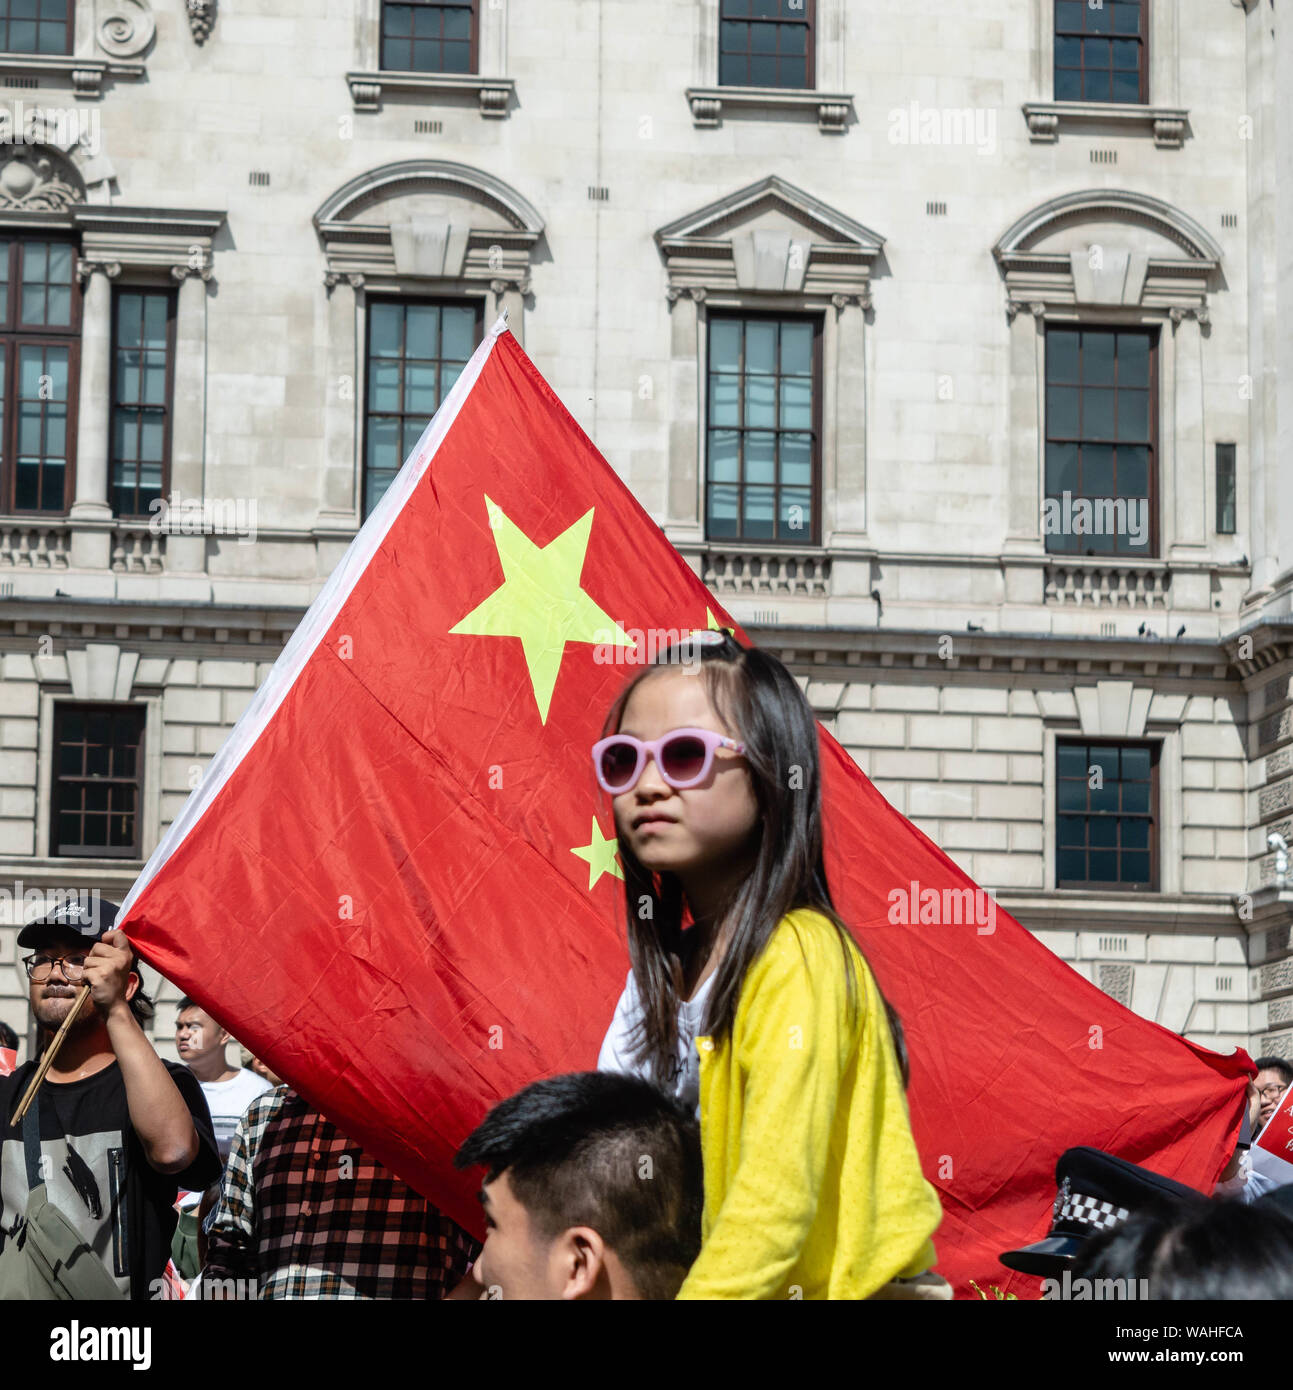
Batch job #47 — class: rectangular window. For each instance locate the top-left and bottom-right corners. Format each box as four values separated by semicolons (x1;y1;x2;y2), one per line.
51;704;146;859
1056;741;1157;890
363;298;480;518
1044;325;1156;557
1054;0;1147;104
706;314;820;546
380;0;475;73
110;288;175;518
0;238;80;514
0;0;73;55
719;0;813;90
1215;442;1236;535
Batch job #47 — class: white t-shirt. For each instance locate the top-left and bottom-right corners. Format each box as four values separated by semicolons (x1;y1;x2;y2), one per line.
199;1068;274;1160
598;968;714;1116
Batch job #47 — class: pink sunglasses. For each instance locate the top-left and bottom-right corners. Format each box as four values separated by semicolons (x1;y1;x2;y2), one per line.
591;727;747;794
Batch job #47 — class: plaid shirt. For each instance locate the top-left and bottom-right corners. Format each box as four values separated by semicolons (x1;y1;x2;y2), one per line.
202;1087;478;1300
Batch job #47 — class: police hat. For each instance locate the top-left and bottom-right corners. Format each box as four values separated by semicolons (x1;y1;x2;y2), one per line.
999;1146;1206;1276
17;897;121;950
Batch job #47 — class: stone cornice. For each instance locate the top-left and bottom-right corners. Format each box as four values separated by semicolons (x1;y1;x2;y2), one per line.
345;70;514;118
71;205;226;278
746;624;1237;686
1021;100;1191;148
685;85;853;134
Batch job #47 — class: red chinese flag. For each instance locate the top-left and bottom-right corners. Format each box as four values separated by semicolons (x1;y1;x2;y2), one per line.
118;319;1251;1297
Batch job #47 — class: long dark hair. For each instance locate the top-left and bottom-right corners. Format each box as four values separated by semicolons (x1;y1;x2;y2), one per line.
601;632;908;1088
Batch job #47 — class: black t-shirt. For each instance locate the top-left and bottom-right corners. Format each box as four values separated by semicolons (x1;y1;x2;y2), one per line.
0;1058;220;1300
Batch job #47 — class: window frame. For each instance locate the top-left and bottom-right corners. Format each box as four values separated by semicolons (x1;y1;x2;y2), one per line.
1055;737;1159;892
108;284;178;520
359;293;484;521
0;0;74;57
0;236;82;516
717;0;816;92
1053;0;1148;106
703;309;824;548
1042;323;1160;559
49;701;147;861
378;0;478;76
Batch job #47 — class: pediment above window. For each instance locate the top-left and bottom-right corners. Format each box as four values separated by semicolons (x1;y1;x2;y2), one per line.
993;189;1221;312
313;160;544;293
654;175;883;303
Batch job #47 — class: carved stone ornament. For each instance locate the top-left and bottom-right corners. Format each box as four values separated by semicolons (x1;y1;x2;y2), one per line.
96;0;156;59
0;149;84;211
187;0;216;44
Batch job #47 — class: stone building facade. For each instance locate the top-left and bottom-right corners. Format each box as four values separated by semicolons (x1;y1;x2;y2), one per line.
0;0;1289;1069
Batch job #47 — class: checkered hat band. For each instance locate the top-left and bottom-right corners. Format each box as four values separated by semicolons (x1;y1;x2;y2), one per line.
1059;1192;1131;1231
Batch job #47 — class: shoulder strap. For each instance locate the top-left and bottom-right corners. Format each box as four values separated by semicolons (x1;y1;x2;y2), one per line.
21;1091;42;1192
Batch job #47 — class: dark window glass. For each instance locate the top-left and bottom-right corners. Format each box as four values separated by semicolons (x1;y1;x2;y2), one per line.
1053;0;1146;104
363;299;481;518
110;289;174;518
718;0;813;89
0;0;72;54
1044;326;1156;556
380;0;475;73
1;239;80;513
705;315;820;545
51;703;146;859
1055;741;1158;889
1215;442;1236;535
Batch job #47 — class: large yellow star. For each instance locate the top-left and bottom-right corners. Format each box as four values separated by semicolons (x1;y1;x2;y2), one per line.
449;496;635;723
572;817;624;890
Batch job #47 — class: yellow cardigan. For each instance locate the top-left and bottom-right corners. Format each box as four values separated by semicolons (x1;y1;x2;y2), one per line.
675;908;943;1300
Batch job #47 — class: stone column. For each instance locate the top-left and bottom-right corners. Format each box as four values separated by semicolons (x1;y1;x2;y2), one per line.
666;287;702;540
1167;306;1211;609
317;272;362;531
828;290;868;542
1001;300;1047;606
164;265;210;573
68;259;118;569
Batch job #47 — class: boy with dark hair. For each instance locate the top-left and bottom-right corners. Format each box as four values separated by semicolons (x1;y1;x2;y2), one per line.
451;1071;703;1301
174;996;271;1160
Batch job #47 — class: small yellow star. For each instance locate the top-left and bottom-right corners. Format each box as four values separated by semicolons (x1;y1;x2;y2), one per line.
706;608;736;635
572;817;624;890
449;496;635;723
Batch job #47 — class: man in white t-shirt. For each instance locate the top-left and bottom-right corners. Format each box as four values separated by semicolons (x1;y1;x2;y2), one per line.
175;996;272;1161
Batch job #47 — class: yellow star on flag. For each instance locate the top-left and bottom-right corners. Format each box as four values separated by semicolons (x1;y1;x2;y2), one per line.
571;817;624;890
450;496;636;723
706;608;736;635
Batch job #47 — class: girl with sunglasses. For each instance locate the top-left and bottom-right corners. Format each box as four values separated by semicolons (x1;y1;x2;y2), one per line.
593;630;944;1299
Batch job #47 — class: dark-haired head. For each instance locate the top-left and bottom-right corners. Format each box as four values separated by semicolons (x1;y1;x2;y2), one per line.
598;631;907;1086
454;1071;702;1300
1072;1194;1293;1300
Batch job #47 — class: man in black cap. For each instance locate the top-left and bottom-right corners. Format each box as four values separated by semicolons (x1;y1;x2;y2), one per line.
0;897;220;1299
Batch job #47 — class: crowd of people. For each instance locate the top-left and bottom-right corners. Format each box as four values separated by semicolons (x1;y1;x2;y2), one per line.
0;632;1290;1300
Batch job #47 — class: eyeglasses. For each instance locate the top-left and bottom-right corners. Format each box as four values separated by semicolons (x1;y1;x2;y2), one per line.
591;727;746;794
23;953;90;982
1258;1083;1289;1101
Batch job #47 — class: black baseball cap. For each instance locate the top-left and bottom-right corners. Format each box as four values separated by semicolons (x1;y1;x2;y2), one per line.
17;897;121;950
999;1146;1206;1276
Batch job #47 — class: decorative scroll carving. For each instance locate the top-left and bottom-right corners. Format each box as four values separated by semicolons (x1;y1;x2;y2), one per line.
96;0;156;58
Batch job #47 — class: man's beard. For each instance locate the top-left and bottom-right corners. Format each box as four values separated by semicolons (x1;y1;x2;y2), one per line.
33;989;89;1032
